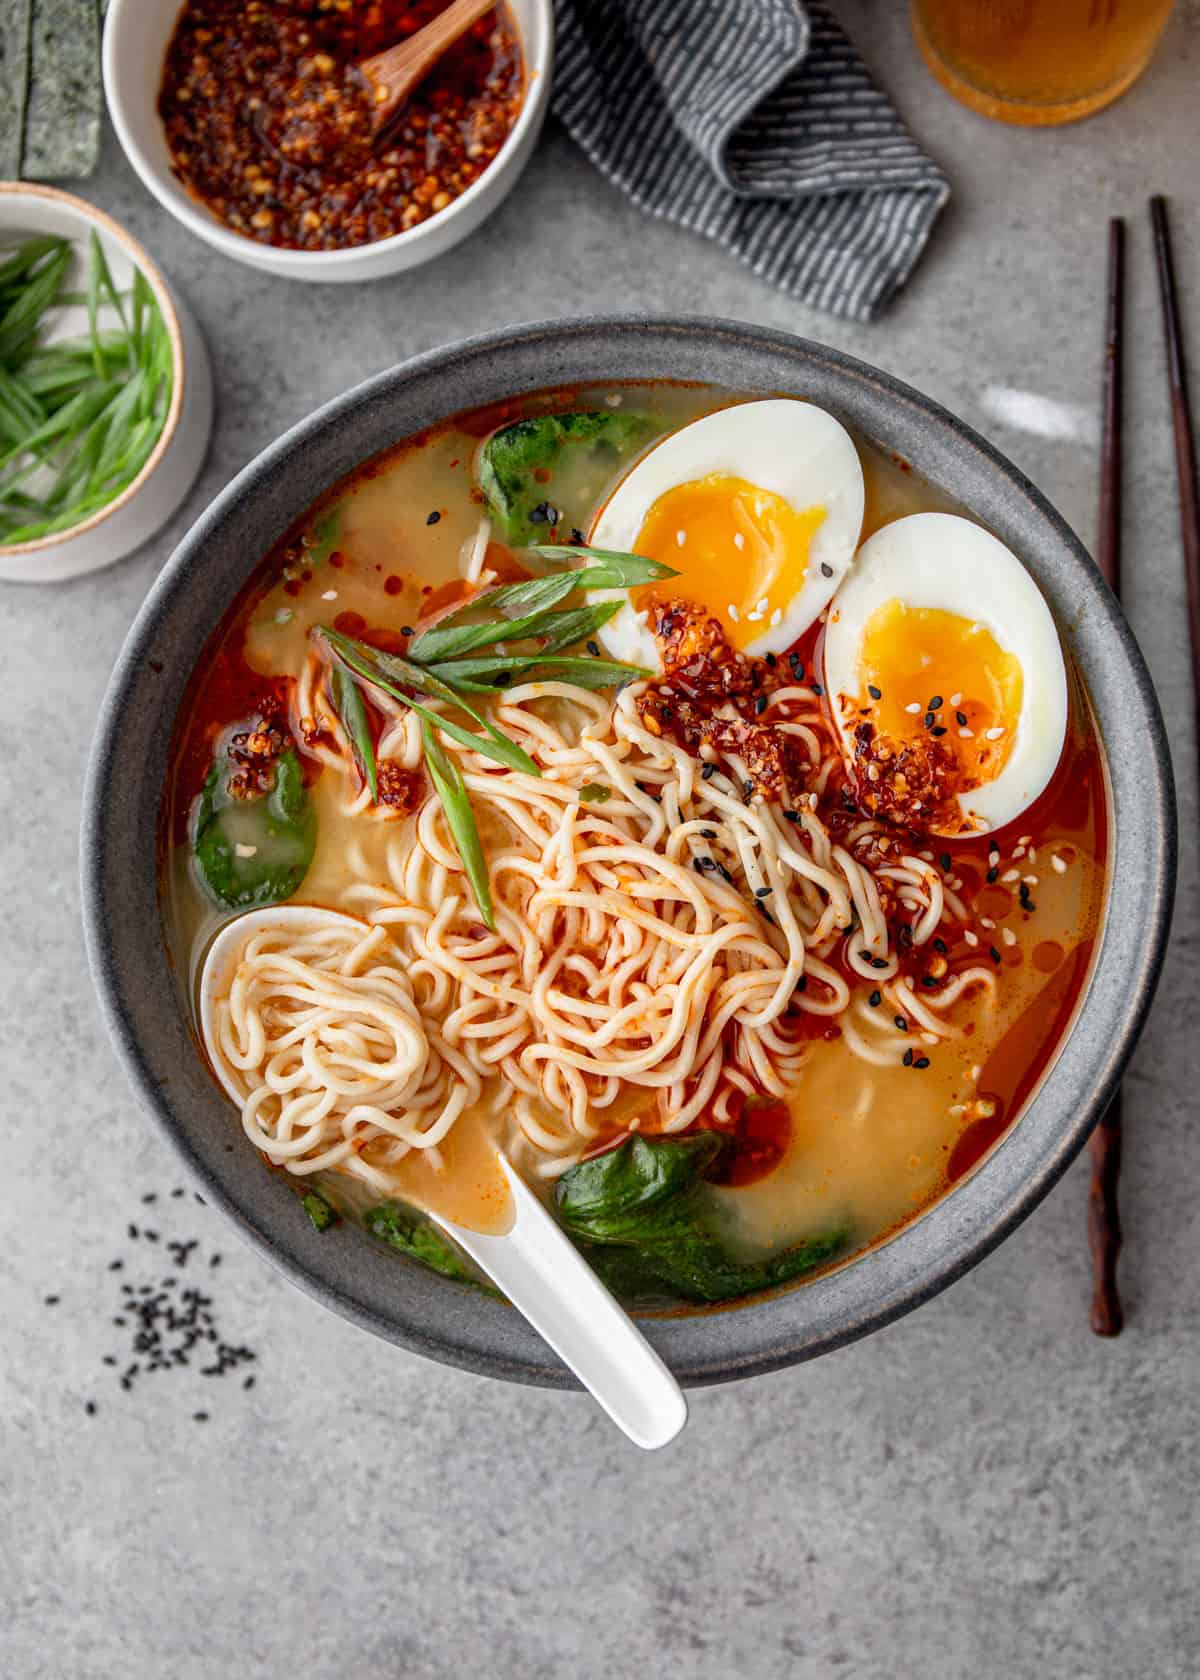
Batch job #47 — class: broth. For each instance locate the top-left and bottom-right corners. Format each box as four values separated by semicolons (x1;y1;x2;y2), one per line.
163;382;1107;1300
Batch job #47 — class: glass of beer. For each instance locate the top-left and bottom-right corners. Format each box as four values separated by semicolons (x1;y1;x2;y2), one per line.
912;1;1176;125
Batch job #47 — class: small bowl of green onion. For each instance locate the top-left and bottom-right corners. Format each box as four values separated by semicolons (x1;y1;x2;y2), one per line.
0;183;212;582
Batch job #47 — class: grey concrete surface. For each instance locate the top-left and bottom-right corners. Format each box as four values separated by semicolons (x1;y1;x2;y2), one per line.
3;5;1199;1677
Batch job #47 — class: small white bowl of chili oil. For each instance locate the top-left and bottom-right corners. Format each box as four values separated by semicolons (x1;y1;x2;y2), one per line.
103;0;554;283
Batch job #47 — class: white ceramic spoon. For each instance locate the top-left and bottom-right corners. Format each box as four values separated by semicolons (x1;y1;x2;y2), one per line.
198;905;687;1451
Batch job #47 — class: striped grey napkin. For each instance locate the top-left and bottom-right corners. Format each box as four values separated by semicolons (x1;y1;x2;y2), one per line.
553;0;950;322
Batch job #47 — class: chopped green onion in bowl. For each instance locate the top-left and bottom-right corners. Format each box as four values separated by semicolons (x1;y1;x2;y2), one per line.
0;231;175;547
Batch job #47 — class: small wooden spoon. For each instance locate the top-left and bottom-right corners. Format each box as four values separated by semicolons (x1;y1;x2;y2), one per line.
360;0;498;146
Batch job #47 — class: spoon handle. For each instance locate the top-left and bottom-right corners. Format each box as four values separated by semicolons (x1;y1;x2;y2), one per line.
437;1159;687;1450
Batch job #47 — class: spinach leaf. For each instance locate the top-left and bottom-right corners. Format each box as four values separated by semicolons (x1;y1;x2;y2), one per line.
477;410;661;544
301;1189;341;1232
364;1200;496;1294
192;746;317;910
556;1135;848;1305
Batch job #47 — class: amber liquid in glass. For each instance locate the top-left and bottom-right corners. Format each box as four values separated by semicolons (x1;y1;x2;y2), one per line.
912;0;1176;125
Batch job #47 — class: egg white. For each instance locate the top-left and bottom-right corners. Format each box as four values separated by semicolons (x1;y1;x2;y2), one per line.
822;512;1068;835
588;399;865;669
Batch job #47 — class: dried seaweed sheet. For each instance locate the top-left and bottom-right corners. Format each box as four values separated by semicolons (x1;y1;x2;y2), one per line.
22;0;102;180
0;0;33;180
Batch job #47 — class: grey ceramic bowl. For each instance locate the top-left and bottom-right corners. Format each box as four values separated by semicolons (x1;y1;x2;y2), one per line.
82;317;1176;1388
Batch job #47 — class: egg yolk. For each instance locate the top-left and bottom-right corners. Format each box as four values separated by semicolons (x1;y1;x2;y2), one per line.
856;599;1023;788
628;474;825;651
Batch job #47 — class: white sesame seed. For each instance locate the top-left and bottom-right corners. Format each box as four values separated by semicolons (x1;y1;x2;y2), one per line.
321;589;338;601
235;843;258;859
958;727;974;739
920;849;934;862
949;1103;967;1118
747;610;764;622
1027;846;1037;864
985;727;1005;740
809;791;819;809
988;849;1000;867
770;607;783;628
1002;927;1017;947
733;532;744;550
970;1064;982;1082
964;929;979;947
905;701;923;714
1018;834;1032;847
1052;853;1068;874
1001;868;1021;883
922;1031;939;1046
1012;845;1026;860
728;603;740;622
676;530;686;547
950;692;963;707
980;917;995;930
757;598;769;614
1023;874;1039;886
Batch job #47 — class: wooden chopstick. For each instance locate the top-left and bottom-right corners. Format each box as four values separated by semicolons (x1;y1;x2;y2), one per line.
1150;195;1200;731
1087;217;1125;1338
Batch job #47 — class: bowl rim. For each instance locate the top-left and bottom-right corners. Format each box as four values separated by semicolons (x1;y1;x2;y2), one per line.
102;0;554;272
81;315;1177;1388
0;182;188;557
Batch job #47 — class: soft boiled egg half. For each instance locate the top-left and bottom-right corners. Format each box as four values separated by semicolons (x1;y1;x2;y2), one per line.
823;513;1068;838
588;399;865;668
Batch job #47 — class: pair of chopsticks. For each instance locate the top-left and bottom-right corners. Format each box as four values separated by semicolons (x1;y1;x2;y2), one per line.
1088;197;1199;1336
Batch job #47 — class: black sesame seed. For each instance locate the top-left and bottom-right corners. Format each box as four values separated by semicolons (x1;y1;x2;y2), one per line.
108;1259;123;1271
928;695;943;710
920;974;939;988
571;528;585;546
243;1375;256;1390
491;671;512;687
869;989;882;1007
141;1192;157;1205
701;828;717;839
400;625;414;637
924;712;935;730
914;1056;931;1070
986;866;999;883
528;501;559;526
171;1188;185;1199
717;863;735;884
144;1230;159;1243
940;853;952;872
903;1048;914;1067
743;779;755;799
868;684;882;700
990;945;1002;963
43;1294;60;1306
820;562;834;578
899;925;914;948
765;653;777;668
210;1254;222;1268
128;1224;139;1240
85;1400;97;1416
755;694;768;716
783;809;800;823
810;682;824;697
795;976;808;992
103;1355;117;1367
956;711;968;727
933;937;948;953
701;763;716;780
931;726;947;737
870;955;889;970
586;640;601;656
425;510;441;526
755;885;773;898
193;1411;209;1422
894;1015;908;1031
